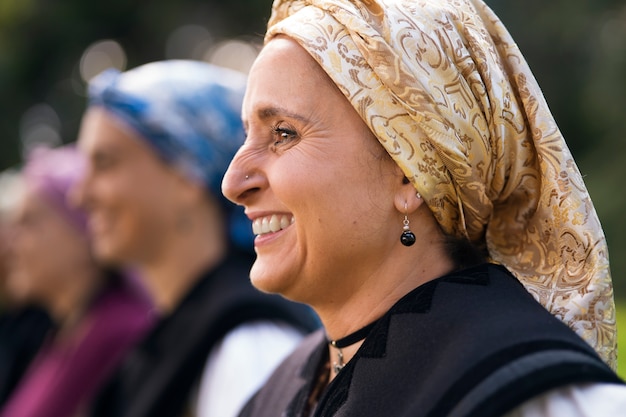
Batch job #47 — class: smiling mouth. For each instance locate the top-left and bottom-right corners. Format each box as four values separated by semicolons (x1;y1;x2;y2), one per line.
252;214;294;236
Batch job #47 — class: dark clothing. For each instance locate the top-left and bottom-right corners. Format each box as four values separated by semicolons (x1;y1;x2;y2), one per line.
91;251;317;417
0;280;153;417
0;307;53;406
240;263;623;417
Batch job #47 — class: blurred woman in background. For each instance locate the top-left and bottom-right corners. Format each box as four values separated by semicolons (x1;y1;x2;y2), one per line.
74;60;316;417
0;170;52;407
0;146;153;417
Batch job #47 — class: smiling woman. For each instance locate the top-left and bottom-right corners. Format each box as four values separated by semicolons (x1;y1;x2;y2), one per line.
225;42;414;305
221;0;626;416
73;60;316;417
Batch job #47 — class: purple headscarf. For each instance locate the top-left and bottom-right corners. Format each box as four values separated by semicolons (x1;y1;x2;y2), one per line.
22;145;88;236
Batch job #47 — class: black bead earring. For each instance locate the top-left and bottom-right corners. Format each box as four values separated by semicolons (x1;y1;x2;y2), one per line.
400;203;416;246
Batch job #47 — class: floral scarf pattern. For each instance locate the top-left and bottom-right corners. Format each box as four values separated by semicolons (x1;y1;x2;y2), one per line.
266;0;617;368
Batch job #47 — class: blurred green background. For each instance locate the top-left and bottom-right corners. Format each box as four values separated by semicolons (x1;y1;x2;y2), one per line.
0;0;624;373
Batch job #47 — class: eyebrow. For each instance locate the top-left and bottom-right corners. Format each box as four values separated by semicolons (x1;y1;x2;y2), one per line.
88;143;123;163
257;105;311;124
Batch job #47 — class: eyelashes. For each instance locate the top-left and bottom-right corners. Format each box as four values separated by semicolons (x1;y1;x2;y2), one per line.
271;124;299;148
241;122;301;153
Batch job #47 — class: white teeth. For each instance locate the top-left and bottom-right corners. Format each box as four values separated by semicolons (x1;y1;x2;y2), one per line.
269;215;281;232
252;214;294;236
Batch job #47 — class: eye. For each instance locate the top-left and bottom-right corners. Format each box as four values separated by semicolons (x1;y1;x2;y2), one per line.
18;208;40;228
271;124;299;149
92;152;117;172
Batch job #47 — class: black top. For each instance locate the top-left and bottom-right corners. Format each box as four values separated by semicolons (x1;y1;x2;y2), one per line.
90;251;318;417
240;263;623;417
0;306;53;406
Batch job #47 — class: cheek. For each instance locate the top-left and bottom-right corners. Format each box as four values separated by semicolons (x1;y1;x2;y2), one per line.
115;187;147;228
108;189;155;251
88;174;145;257
293;170;394;270
275;157;375;238
12;229;63;290
106;170;158;225
254;162;356;280
15;229;51;264
101;172;137;207
272;154;344;210
108;176;179;257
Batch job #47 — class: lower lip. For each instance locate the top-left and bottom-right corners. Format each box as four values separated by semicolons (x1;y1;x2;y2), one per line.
254;226;290;247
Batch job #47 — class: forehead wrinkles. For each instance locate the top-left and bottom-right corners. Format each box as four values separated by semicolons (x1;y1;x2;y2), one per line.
249;37;341;102
245;38;378;150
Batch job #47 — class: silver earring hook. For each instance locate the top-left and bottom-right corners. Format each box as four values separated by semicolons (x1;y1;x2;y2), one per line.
403;203;410;230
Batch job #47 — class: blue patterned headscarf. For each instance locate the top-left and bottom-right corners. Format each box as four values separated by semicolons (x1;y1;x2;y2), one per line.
88;60;252;249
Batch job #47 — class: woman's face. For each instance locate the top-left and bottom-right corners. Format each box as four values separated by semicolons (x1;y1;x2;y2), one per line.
75;108;188;266
7;187;91;304
222;37;404;305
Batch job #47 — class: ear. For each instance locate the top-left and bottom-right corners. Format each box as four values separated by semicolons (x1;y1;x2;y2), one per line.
393;176;424;214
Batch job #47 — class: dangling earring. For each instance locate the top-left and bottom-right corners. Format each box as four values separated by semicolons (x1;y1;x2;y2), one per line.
400;203;416;246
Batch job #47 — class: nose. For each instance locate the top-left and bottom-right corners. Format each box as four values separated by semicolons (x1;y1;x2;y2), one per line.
221;146;264;207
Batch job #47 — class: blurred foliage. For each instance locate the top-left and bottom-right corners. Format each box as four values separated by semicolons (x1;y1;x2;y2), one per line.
488;0;626;301
0;0;624;297
0;0;270;170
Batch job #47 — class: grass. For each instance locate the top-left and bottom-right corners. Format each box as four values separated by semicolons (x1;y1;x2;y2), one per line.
618;299;626;378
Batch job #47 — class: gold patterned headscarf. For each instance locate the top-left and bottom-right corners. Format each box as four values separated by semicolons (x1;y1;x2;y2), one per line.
266;0;617;368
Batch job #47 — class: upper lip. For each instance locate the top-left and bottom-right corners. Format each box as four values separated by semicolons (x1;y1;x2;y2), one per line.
246;210;292;221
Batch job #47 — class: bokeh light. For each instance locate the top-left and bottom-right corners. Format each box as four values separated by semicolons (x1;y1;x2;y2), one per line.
79;39;127;83
19;104;62;159
0;169;23;220
165;24;213;60
205;39;260;74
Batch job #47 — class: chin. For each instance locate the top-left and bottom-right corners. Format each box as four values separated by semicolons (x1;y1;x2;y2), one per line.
92;238;126;267
249;261;300;300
